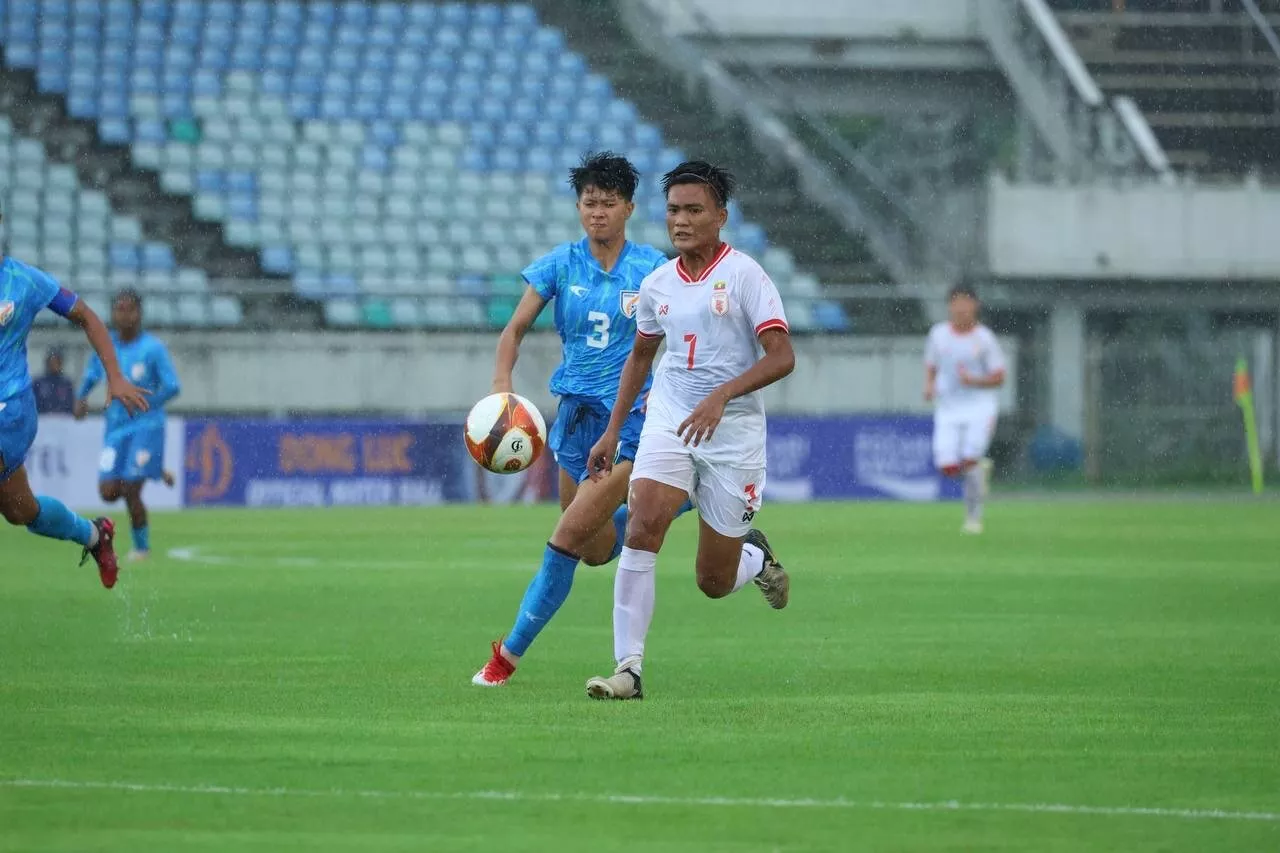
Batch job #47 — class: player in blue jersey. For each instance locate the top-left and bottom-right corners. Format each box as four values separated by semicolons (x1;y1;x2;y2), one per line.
472;152;674;686
74;289;180;561
0;252;149;588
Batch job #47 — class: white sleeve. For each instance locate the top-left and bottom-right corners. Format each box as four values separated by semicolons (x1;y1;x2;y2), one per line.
636;281;663;339
982;328;1007;374
925;326;940;369
742;268;788;336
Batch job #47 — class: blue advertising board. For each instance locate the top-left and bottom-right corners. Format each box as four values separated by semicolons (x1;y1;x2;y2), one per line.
183;419;471;507
184;414;957;508
766;415;961;502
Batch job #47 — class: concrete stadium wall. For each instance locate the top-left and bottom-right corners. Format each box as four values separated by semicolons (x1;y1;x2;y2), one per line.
27;330;1018;416
988;175;1280;280
639;0;981;40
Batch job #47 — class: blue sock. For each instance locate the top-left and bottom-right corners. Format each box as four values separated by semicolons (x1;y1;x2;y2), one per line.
27;496;93;547
132;525;150;553
505;543;579;657
676;499;694;516
606;503;629;563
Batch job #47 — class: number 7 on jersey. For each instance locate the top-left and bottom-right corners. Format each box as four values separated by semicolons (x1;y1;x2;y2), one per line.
683;333;697;370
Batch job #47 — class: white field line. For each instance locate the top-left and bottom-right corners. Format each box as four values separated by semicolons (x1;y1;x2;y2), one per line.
1;778;1276;823
165;545;529;572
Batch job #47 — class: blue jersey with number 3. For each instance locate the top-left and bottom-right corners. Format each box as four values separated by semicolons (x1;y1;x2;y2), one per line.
523;238;667;411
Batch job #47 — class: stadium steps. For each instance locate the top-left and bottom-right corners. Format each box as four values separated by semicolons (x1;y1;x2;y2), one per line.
526;0;888;289
1052;7;1280;176
0;51;267;281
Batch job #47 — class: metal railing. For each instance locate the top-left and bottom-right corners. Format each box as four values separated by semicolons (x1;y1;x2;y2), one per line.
613;0;933;289
980;0;1173;181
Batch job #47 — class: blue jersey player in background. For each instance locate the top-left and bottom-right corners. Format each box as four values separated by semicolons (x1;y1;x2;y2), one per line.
75;289;180;561
473;152;690;687
0;246;149;588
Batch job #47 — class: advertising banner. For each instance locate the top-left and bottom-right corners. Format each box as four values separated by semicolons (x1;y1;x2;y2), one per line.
181;414;956;508
24;415;186;512
766;415;961;502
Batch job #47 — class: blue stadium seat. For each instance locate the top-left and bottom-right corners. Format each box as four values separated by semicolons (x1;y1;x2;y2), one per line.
261;245;294;275
141;242;176;270
108;242;139;269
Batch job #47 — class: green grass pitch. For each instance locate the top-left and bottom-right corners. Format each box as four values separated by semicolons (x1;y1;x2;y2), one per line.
1;500;1277;852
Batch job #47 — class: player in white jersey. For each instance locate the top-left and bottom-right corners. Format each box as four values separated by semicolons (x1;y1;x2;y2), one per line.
924;285;1007;534
582;161;796;700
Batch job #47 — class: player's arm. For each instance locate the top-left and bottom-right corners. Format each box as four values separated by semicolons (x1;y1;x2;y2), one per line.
67;300;149;415
492;286;547;394
74;351;104;419
150;343;182;407
924;327;939;402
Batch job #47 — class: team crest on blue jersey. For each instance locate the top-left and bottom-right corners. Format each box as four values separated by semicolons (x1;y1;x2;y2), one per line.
131;363;146;381
710;281;729;317
0;301;13;327
620;290;641;319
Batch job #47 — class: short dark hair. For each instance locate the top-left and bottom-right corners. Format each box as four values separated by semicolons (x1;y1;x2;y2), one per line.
569;151;640;202
661;160;736;208
949;284;978;301
114;288;143;308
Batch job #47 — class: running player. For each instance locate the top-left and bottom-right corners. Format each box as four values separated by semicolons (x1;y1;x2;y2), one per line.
0;251;148;586
471;152;670;686
583;160;795;700
74;289;181;560
924;285;1006;534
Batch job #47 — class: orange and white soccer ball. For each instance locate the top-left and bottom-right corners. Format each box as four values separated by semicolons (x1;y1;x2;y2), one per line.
464;392;548;474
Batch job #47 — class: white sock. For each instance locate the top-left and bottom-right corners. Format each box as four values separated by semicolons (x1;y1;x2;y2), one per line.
963;466;984;521
614;546;657;672
87;523;99;549
731;543;765;593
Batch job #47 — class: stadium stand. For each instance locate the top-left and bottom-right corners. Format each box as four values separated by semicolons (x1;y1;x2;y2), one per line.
0;112;243;328
0;0;846;331
1050;0;1280;175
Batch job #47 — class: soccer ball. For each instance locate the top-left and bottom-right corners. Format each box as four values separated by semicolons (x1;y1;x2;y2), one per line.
464;392;548;474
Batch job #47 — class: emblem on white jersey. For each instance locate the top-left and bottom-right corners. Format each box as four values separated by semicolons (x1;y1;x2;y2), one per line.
710;280;729;317
568;285;588;297
0;300;14;327
131;363;146;381
620;290;640;319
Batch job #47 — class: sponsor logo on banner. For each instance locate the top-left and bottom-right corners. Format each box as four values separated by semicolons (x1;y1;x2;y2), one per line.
765;415;960;503
186;424;234;502
620;290;640;319
0;301;14;326
710;281;729;317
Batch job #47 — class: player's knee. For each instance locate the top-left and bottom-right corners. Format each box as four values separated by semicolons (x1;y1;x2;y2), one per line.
98;482;120;502
623;510;665;551
695;569;733;599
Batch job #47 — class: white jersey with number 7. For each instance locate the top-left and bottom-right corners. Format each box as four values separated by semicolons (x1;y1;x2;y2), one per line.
634;244;789;466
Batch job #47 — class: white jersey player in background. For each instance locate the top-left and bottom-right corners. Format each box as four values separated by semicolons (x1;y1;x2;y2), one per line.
582;161;796;700
924;285;1007;534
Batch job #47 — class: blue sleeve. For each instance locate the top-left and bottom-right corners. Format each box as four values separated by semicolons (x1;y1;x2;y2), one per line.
149;341;181;407
26;266;74;316
521;246;562;301
78;353;104;399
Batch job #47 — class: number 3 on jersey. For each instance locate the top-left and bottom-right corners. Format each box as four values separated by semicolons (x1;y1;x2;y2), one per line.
586;311;610;349
683;333;697;369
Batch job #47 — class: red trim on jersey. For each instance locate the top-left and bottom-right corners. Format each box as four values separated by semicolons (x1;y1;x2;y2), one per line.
755;319;790;336
675;243;732;284
637;329;665;339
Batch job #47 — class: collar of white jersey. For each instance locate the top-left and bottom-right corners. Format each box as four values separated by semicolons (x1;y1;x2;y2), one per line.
675;243;732;284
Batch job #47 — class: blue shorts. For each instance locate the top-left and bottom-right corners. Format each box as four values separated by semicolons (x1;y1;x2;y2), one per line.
0;386;38;484
549;396;645;484
99;424;166;482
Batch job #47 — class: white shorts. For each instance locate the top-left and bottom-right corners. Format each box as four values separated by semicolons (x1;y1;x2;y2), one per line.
630;425;765;538
933;407;997;470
